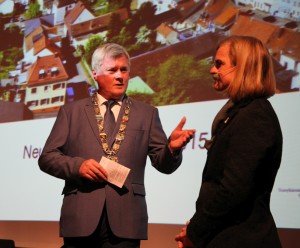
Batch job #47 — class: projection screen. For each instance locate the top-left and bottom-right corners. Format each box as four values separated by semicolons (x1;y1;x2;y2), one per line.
0;0;299;232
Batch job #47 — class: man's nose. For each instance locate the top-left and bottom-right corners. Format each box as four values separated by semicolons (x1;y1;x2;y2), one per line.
115;69;122;78
210;66;217;74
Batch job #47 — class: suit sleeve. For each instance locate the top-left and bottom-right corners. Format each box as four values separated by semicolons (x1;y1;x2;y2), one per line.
147;107;182;174
38;105;85;183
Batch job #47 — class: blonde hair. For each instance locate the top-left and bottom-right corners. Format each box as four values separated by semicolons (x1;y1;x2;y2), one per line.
218;36;276;102
91;43;131;72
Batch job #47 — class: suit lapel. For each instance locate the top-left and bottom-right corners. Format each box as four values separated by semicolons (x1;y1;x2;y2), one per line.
84;98;102;146
215;99;253;136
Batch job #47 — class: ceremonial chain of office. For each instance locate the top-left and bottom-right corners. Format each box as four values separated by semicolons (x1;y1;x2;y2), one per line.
92;93;131;162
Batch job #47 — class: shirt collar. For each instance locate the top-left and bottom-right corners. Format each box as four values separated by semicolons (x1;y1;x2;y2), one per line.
96;93;123;106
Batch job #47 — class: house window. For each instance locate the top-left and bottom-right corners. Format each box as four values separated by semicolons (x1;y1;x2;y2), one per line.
53;83;61;90
39;69;46;79
31;88;37;94
51;67;59;77
27;100;38;107
52;96;60;103
53;83;66;90
51;96;64;104
44;85;50;92
41;98;50;105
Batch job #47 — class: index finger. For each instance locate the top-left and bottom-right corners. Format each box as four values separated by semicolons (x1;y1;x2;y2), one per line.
175;116;187;130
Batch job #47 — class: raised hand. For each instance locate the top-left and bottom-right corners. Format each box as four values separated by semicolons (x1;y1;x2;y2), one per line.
169;117;196;151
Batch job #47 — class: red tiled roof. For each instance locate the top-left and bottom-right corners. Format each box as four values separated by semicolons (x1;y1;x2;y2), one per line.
69;8;129;38
229;15;279;44
213;5;239;27
270;28;300;61
33;34;61;55
64;1;86;26
156;22;175;37
205;0;233;18
27;54;68;86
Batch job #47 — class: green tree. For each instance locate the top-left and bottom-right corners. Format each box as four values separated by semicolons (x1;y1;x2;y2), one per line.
0;24;23;50
134;2;156;28
25;2;42;19
0;51;3;66
108;26;132;47
131;25;160;55
84;35;105;65
107;0;132;11
76;45;85;57
106;12;123;41
136;25;151;44
2;47;23;67
107;0;123;11
146;55;210;106
6;24;23;48
121;2;157;54
13;3;26;16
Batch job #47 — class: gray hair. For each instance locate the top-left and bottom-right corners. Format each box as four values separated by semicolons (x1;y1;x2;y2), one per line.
91;43;131;72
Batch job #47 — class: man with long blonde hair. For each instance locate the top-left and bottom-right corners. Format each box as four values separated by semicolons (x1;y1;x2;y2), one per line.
175;36;282;248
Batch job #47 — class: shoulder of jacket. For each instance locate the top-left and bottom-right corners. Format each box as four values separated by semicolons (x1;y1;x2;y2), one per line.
63;97;91;109
129;97;156;110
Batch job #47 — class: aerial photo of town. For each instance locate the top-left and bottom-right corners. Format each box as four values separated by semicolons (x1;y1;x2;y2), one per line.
0;0;299;123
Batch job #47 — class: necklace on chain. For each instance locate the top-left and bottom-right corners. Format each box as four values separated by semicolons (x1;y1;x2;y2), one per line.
91;93;131;162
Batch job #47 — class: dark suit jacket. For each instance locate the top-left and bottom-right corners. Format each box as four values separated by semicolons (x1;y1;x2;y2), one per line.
38;96;182;239
187;98;282;248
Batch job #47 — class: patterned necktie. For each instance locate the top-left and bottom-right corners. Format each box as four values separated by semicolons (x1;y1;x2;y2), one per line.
104;100;116;140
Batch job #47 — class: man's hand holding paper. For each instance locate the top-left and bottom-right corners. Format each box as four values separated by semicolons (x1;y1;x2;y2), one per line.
100;156;131;188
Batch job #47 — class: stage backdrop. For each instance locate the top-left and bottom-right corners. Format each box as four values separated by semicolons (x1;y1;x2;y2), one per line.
0;0;299;247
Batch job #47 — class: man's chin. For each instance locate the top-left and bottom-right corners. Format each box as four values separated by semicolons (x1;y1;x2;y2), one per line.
214;79;230;92
213;81;225;91
112;89;127;99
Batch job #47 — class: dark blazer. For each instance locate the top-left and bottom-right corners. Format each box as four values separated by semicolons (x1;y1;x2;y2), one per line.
187;98;282;248
38;96;182;239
